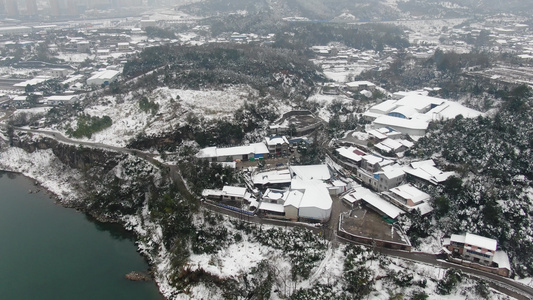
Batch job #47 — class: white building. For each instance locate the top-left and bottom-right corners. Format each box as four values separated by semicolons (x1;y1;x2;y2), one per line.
117;42;130;51
197;143;269;162
345;81;376;92
0;26;32;35
264;136;289;155
46;95;79;105
140;19;157;29
77;41;90;53
289;165;331;181
363;91;483;137
343;186;404;219
257;180;333;223
403;159;456;185
87;70;120;86
253;169;292;188
50;68;70;78
382;183;433;215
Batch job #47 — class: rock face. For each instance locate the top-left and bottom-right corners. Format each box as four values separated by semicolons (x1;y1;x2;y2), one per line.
13;136;125;172
125;271;151;281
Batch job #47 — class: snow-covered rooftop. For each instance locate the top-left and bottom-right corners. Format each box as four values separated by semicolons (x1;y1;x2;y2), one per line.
197;143;269;159
403;160;455;184
258;202;285;213
373;115;429;130
362;154;383;165
292;180;333;211
336;146;365;162
389;184;430;205
450;234;466;244
265;136;289;146
88;69;120;80
222;186;247;198
349;186;404;219
283;190;304;208
290;165;331;181
465;233;498;251
379;164;405;179
493;250;511;270
253;169;292;186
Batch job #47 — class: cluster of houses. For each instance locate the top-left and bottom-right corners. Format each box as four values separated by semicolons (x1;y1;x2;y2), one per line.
196;135;308;162
202;164;351;223
363;90;483;138
334;139;456;220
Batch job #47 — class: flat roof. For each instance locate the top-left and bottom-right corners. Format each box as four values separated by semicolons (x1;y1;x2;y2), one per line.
380;165;405;179
222;186;247;197
88;70;120;80
253;169;292;185
450;234;466;244
290;165;331;181
283;190;304;207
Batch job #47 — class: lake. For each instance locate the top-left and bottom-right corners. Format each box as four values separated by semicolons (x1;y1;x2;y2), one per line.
0;171;164;300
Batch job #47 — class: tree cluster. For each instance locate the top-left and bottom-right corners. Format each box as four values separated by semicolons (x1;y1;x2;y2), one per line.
66;114;112;139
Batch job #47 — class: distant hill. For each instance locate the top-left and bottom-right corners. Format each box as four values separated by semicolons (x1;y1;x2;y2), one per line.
182;0;532;20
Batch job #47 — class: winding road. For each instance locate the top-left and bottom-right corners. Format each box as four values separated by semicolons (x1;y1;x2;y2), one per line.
10;127;533;300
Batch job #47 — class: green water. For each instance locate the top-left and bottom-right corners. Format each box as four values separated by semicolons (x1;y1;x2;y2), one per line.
0;172;164;300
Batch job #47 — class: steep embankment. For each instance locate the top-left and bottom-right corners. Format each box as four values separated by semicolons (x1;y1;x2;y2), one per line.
0;133;184;297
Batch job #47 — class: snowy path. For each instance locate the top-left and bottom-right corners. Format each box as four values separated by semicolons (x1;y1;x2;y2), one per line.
298;243;334;289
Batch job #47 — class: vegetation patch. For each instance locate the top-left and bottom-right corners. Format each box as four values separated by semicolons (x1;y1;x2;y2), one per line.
66;114;112;139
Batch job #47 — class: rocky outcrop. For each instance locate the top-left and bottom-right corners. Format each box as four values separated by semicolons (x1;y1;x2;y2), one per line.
125;271;152;281
13;136;125;173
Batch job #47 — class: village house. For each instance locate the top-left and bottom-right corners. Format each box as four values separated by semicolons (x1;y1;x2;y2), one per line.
403;159;456;185
381;183;434;215
342;186;404;220
196;143;269;162
253;169;292;189
264;136;289;156
46;95;79;106
12;95;28;107
335;146;366;167
447;233;497;265
87;69;120;86
443;233;511;277
257;180;332;223
201;186;256;207
345;81;376;92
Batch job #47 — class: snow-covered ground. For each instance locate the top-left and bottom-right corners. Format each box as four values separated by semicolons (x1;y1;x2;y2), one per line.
55;52;94;63
59;85;254;147
0;147;82;203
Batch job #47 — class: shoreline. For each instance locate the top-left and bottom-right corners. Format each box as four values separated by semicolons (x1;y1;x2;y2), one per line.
0;168;167;299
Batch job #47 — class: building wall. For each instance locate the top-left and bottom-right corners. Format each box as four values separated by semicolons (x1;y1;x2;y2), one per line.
284;205;298;221
299;206;331;223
